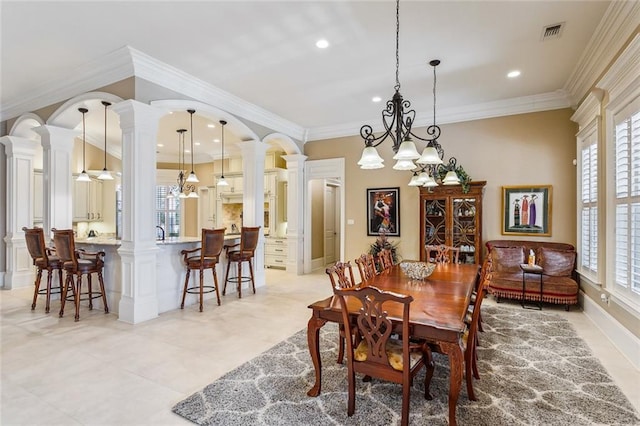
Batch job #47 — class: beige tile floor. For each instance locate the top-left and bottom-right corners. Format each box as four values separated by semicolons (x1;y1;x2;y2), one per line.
1;268;638;425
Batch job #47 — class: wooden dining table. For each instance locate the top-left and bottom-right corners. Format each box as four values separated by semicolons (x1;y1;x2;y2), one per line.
306;262;479;426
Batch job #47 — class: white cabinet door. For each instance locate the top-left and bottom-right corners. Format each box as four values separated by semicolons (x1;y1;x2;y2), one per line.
89;179;102;221
73;179;90;222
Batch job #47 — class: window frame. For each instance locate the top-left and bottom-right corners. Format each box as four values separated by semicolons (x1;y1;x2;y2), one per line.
577;118;600;281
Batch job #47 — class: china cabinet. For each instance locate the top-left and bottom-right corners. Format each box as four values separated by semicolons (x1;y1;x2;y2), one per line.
419;181;486;264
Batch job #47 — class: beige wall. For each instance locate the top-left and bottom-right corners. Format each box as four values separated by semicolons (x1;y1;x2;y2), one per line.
304;108;578;263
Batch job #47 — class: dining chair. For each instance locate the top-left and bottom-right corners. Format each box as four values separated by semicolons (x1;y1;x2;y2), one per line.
223;226;261;299
326;261;358;364
377;248;394;271
424;266;489;401
52;228;108;322
425;244;459;264
354;253;377;282
23;227;63;313
334;285;430;426
180;228;226;311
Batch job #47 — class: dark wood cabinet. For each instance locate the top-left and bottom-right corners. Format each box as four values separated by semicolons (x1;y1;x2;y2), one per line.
419;181;486;264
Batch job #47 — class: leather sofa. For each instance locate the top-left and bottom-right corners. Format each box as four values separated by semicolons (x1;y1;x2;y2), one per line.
483;240;579;310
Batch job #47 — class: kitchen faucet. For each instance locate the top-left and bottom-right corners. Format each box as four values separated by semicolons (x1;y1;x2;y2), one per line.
156;225;165;241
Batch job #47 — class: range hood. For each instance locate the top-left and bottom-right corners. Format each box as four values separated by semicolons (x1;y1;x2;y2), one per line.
220;192;244;203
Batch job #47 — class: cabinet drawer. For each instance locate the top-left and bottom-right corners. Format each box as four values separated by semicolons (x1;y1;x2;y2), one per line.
265;244;287;256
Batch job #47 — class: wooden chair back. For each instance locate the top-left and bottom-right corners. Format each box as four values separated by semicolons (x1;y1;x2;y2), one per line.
23;227;47;265
377;248;394;271
355;253;377;282
201;228;226;260
425;244;459;264
52;228;78;265
325;261;357;290
239;226;261;257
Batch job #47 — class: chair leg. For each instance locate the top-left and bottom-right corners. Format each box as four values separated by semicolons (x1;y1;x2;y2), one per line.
181;269;191;309
59;272;72;318
465;344;477;401
74;274;82;322
45;270;53;313
248;257;256;294
88;274;93;310
223;259;231;296
401;380;411;426
31;268;43;310
97;271;109;314
337;325;345;364
424;348;435;401
478;311;484;332
212;267;221;306
199;268;204;312
346;364;355;417
237;260;242;299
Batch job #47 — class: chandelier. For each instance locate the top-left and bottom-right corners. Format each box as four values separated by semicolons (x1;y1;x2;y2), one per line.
76;107;91;182
217;119;229;187
357;0;461;187
97;101;114;180
167;128;198;199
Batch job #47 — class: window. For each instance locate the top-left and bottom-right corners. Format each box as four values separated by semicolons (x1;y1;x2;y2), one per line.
580;128;598;276
613;106;640;300
156;185;181;237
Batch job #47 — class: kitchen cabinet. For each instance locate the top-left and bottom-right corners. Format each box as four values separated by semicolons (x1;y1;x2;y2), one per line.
73;177;103;222
264;237;287;268
33;169;43;223
419;181;485;264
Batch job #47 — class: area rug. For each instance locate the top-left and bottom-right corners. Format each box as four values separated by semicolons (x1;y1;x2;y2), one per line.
172;305;639;425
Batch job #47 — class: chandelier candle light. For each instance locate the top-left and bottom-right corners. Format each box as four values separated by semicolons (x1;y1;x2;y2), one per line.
357;0;461;188
76;107;91;182
217;120;229;187
97;101;114;180
186;109;199;185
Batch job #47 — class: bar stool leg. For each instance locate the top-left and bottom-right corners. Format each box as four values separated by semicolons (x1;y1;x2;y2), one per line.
181;270;191;309
59;273;70;317
223;259;231;296
212;266;221;306
74;274;82;322
88;274;93;310
31;268;43;310
97;271;109;314
198;268;204;312
45;270;53;314
249;258;256;294
237;259;243;299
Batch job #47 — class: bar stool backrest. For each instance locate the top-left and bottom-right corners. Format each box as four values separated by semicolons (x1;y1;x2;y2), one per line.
201;228;226;259
240;226;261;257
52;228;77;265
23;227;47;265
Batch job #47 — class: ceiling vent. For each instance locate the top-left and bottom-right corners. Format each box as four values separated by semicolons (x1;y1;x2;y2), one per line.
541;22;565;41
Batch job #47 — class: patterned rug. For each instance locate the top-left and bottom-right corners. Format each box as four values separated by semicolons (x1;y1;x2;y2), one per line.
172;305;639;425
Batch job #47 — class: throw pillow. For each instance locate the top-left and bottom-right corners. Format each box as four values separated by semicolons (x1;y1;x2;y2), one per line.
491;246;525;272
539;247;576;277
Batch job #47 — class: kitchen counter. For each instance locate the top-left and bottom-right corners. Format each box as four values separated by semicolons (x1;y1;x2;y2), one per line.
75;235;241;246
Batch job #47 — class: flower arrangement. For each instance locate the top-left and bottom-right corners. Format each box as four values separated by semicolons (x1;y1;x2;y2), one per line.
368;230;399;267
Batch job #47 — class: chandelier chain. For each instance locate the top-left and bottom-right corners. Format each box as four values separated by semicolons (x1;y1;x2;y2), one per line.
394;0;400;92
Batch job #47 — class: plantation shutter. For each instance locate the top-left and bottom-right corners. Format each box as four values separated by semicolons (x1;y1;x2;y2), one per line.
580;139;598;273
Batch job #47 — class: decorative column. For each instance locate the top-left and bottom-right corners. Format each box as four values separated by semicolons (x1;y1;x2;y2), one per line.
238;140;268;289
32;125;76;236
111;100;164;324
0;136;40;289
283;154;307;275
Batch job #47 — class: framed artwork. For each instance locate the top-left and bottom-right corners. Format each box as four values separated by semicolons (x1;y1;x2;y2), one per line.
367;187;400;237
502;185;552;236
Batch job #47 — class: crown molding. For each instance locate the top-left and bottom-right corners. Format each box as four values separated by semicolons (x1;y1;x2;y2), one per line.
571;90;604;127
563;1;640;106
597;33;640;105
306;91;572;142
0;47;134;123
128;48;306;141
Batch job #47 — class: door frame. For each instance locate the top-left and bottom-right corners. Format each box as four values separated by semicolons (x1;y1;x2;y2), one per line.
304;158;345;274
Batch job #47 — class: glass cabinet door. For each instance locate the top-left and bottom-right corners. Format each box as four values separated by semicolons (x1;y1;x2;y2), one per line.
452;197;477;263
423;198;447;246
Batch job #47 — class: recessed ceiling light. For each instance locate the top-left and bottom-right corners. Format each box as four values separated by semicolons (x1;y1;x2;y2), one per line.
213;138;220;143
507;70;521;78
195;142;201;146
185;149;190;153
207;124;215;128
316;39;329;49
372;96;382;103
157;144;164;147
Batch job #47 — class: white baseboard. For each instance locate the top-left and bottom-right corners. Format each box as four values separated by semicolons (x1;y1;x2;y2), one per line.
311;258;325;272
582;292;640;370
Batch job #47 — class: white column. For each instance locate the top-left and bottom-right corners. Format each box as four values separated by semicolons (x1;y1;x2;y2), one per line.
283;154;307;275
33;125;76;236
0;136;40;289
238;141;268;289
111;100;164;324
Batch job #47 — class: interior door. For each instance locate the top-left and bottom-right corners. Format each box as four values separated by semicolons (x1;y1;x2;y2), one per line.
324;184;336;264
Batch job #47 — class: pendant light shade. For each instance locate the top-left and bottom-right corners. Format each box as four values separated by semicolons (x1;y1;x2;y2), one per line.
392;137;421;161
416;146;443;165
186;109;199;183
76;107;91;182
217;120;229;187
442;170;461;185
98;101;114;180
392;159;417;171
422;174;439;187
357;146;384;169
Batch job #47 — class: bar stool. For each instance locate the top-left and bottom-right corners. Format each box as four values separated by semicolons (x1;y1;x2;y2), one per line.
180;228;226;312
52;228;109;321
223;226;261;299
23;227;63;313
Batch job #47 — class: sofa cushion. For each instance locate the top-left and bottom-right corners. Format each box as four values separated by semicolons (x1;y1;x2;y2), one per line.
540;247;575;277
491;246;525;272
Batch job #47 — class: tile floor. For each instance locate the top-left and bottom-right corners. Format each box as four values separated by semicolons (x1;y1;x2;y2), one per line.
1;268;638;425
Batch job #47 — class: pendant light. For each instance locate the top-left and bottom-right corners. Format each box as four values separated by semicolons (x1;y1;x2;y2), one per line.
76;107;91;182
178;128;188;198
185;109;199;183
97;101;114;180
217;120;229;187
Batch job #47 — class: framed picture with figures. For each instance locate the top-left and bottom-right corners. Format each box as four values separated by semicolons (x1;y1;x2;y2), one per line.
502;185;552;236
366;187;400;237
